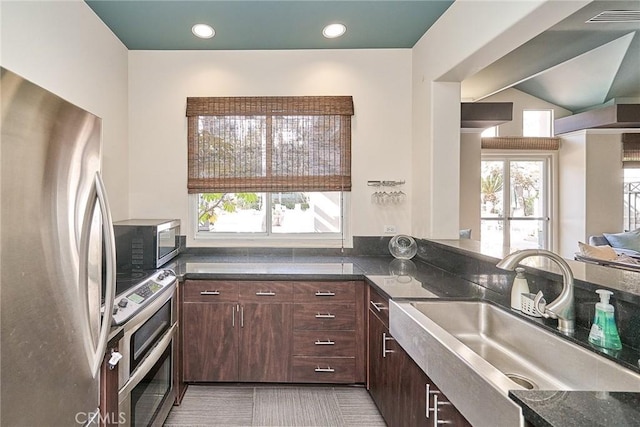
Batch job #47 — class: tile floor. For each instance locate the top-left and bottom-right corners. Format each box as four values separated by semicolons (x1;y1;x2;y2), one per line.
164;384;386;427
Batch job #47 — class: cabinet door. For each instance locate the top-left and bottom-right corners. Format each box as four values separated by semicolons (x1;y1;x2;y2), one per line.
368;309;402;426
428;382;472;427
100;343;120;427
239;303;292;382
183;302;238;381
400;348;430;427
400;340;472;427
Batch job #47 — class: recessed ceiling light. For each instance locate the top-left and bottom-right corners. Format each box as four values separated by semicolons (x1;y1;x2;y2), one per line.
192;24;215;39
322;23;346;39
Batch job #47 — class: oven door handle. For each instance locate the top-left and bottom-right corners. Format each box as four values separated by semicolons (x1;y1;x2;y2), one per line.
118;322;177;399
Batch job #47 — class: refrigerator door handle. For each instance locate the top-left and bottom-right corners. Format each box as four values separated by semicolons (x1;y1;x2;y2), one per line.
94;172;117;376
80;172;117;377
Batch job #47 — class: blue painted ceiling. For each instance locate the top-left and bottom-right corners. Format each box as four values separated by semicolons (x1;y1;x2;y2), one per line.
85;1;454;50
86;0;639;112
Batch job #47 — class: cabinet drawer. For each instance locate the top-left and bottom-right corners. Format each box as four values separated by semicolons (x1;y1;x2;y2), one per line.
293;331;356;357
292;357;355;383
293;282;356;303
184;280;238;303
368;286;390;327
293;304;355;330
239;282;293;303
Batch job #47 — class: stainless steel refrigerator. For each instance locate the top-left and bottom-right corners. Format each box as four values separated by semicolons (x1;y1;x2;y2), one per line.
1;68;116;426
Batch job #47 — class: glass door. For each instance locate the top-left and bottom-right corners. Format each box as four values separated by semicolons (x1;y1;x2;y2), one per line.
481;156;551;249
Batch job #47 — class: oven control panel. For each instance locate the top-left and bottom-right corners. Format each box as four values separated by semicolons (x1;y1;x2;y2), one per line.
111;269;176;326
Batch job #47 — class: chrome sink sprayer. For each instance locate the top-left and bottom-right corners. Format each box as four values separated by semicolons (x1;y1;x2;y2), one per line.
497;249;575;335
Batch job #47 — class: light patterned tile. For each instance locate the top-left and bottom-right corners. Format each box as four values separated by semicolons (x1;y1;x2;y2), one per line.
164;385;385;427
164;385;254;426
252;387;344;426
334;387;386;426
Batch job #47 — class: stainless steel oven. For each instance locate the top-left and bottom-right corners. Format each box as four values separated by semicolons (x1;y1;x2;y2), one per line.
115;269;177;427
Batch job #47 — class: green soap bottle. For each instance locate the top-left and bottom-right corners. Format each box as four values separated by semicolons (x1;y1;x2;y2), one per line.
588;289;622;350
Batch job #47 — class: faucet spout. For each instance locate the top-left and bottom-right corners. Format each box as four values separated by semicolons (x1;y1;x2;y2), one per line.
497;249;575;335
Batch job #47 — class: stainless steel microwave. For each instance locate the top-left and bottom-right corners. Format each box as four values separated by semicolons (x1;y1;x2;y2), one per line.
114;219;180;270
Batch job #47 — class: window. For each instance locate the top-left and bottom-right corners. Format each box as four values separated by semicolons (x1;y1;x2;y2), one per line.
186;96;353;244
622;133;640;230
481;154;552;249
481;126;498;138
523;110;553;137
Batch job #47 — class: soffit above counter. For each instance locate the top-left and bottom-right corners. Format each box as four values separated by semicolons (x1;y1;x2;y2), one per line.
555;104;640;135
461;102;513;129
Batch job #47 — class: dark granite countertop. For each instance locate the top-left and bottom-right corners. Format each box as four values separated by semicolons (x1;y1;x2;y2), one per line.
166;251;640;427
509;390;640;427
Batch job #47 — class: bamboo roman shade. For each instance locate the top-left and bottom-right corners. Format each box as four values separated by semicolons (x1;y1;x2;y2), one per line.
622;133;640;168
481;137;560;150
186;96;353;193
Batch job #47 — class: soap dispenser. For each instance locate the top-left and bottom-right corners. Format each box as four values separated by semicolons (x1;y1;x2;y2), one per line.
588;289;622;350
510;267;530;310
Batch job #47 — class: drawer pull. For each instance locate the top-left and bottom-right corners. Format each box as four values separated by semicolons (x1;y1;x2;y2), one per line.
200;290;220;295
382;332;395;358
426;384;441;418
430;394;453;426
370;301;387;312
314;340;335;345
255;291;276;296
315;313;336;319
315;291;336;297
314;367;335;373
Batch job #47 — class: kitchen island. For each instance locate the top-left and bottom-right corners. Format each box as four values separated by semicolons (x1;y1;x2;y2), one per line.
166;237;640;427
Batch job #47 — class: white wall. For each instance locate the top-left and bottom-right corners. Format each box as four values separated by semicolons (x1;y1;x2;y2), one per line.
128;49;412;246
481;88;572;136
557;130;636;258
411;0;590;239
0;0;129;220
459;130;482;237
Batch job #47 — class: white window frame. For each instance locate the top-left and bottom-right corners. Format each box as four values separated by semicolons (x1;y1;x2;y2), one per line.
481;151;557;251
189;192;352;248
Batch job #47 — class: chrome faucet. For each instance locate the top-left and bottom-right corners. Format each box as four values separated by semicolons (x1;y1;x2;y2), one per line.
497;249;575;335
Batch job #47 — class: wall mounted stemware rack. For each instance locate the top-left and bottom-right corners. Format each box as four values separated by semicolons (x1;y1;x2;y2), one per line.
368;180;406;205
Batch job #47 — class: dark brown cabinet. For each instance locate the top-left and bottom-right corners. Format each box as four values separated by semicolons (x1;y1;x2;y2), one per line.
182;280;292;382
239;302;292;382
100;335;122;427
182;279;365;385
183;300;239;381
292;281;365;384
367;286;470;427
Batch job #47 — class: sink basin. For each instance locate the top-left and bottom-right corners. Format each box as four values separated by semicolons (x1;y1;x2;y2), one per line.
409;300;640;391
390;300;640;426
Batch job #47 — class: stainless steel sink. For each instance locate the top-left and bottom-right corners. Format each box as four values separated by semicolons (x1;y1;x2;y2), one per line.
389;300;640;427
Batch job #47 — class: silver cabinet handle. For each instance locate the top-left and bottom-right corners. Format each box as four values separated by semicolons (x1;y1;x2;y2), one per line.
315;313;335;319
370;301;387;312
426;383;441;418
315;291;336;296
314;367;335;373
382;332;395;358
200;290;220;295
430;394;452;426
232;304;236;327
314;340;335;345
240;305;244;328
255;291;276;296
